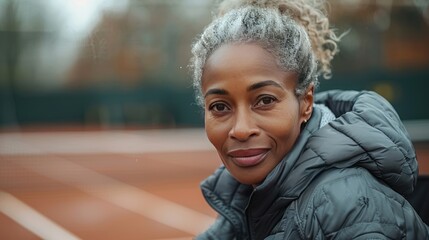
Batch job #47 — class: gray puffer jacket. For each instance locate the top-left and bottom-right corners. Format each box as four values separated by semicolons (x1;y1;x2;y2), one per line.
196;90;429;239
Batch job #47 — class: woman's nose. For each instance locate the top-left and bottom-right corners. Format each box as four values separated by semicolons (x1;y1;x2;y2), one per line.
228;109;260;141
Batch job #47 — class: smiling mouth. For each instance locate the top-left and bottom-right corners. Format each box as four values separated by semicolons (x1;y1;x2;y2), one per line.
227;148;269;167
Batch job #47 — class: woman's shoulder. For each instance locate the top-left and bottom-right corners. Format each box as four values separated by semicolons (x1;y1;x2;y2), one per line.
281;167;428;239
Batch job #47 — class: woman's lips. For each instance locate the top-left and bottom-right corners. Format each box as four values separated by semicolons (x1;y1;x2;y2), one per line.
227;148;269;167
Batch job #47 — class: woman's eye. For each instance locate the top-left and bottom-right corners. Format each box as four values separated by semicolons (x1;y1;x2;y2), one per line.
209;103;230;112
256;96;276;107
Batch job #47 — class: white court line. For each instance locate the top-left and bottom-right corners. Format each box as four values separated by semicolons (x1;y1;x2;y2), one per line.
7;142;215;236
0;129;214;155
0;191;81;240
0;129;216;236
16;156;215;236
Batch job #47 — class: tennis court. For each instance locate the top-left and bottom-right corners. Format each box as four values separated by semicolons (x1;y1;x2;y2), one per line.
0;129;220;240
0;128;428;239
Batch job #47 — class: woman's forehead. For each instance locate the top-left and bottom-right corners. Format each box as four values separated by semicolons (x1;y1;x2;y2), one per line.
204;43;280;74
201;43;298;93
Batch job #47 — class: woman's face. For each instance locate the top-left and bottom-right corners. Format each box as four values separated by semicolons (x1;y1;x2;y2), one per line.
202;43;313;185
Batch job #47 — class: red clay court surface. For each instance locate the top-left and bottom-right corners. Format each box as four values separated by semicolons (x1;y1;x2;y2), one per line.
0;129;428;240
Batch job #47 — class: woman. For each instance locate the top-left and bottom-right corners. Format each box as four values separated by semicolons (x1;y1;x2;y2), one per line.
189;0;429;239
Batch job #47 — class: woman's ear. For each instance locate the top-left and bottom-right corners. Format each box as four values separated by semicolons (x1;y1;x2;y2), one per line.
300;83;314;124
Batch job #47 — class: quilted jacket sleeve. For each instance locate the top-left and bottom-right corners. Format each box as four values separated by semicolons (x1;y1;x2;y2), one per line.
294;168;429;240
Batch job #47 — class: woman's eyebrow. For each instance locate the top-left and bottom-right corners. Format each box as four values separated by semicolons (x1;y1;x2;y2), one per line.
204;80;283;98
204;88;229;98
247;80;284;92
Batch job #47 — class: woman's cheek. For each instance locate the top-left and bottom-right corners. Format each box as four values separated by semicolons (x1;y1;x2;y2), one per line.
205;118;227;151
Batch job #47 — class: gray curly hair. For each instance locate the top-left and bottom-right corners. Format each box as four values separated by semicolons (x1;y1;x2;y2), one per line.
190;0;340;107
